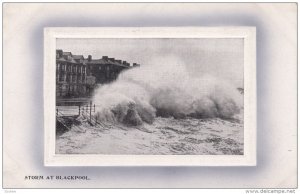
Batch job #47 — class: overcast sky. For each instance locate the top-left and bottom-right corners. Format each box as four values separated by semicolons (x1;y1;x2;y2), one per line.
57;38;244;87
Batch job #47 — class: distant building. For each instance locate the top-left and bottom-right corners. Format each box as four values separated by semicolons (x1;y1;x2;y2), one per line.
85;55;132;84
56;49;140;98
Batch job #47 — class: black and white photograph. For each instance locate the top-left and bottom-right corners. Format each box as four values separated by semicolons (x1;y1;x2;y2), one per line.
44;27;256;166
55;37;245;155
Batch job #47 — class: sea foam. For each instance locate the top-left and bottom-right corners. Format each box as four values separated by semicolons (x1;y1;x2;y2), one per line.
92;56;243;126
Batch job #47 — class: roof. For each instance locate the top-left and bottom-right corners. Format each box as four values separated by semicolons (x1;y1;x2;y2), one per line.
87;58;129;68
56;50;134;68
63;52;72;56
57;58;67;62
57;57;85;65
69;58;78;64
73;55;84;60
86;59;107;65
58;51;83;64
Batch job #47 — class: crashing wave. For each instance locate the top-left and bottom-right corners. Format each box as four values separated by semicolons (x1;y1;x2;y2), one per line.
92;56;243;126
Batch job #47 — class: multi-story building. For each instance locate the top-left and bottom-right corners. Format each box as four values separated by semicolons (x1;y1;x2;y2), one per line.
85;55;131;84
56;49;140;98
56;50;87;98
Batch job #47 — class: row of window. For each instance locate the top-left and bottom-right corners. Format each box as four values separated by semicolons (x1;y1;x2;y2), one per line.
57;74;86;83
56;63;86;74
87;65;111;71
56;85;87;97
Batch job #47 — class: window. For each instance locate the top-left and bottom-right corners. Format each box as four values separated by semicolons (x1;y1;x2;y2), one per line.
59;73;64;82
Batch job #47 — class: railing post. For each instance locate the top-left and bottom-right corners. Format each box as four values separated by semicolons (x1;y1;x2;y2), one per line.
94;104;95;113
56;108;58;116
78;105;81;116
90;101;92;123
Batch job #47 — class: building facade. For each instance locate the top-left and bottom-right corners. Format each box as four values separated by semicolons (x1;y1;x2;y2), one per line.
85;55;131;84
56;50;87;98
56;49;140;98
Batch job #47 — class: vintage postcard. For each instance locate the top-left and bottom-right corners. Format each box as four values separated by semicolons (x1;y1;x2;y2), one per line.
44;27;256;166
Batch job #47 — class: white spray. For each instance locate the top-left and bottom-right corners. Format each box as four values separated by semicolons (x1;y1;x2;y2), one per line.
92;56;243;126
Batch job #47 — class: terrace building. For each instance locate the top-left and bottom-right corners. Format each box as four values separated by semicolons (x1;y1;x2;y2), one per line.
85;55;131;84
56;50;87;98
56;49;140;98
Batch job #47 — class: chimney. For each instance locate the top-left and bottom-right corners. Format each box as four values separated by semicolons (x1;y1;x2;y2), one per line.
108;58;115;62
88;55;92;61
133;63;140;67
56;50;63;58
102;56;108;60
123;61;130;67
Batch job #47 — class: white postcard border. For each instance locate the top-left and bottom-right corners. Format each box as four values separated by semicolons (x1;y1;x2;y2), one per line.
44;27;256;166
